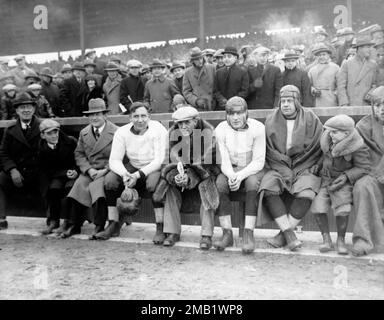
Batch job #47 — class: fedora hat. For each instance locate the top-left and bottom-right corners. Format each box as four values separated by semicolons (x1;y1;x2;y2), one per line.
39;67;54;78
341;27;355;36
13;92;36;108
61;64;72;73
109;55;121;64
83;98;110;114
104;62;120;71
281;51;300;60
355;36;375;48
83;59;96;67
71;62;85;71
170;62;185;72
222;46;239;57
149;59;166;70
24;70;41;80
189;47;204;61
312;43;332;55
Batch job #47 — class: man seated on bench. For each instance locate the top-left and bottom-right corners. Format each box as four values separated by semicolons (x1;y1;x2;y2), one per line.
62;98;118;239
153;105;220;248
258;85;323;251
213;96;266;253
106;102;167;240
38;119;79;235
0;92;42;230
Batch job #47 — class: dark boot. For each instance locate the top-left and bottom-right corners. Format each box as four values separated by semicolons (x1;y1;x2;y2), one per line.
267;230;287;248
94;221;120;240
0;219;8;230
199;236;212;250
41;220;59;235
153;223;166;245
336;216;349;255
60;224;81;239
314;214;334;253
163;233;180;247
213;229;234;251
283;229;302;251
88;225;105;240
242;229;255;254
53;219;70;235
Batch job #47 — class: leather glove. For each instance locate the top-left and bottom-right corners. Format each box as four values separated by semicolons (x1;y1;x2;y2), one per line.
10;168;24;188
328;174;348;192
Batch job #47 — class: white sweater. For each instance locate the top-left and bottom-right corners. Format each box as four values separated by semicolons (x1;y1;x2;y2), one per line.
215;118;266;180
109;120;167;177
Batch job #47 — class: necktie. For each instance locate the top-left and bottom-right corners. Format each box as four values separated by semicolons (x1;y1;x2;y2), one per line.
94;128;100;140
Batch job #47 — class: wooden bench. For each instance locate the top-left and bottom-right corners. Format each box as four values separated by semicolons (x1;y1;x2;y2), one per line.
0;106;372;232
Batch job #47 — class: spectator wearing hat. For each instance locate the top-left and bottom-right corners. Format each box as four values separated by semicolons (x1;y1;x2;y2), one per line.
84;49;107;76
1;84;18;120
183;47;216;111
60;62;88;116
247;46;283;109
314;27;329;44
203;49;216;64
0;73;16;97
170;62;185;92
152;105;219;248
214;97;266;253
311;114;370;255
337;36;379;107
63;98;118;238
109;55;127;78
53;73;65;88
60;64;73;80
308;44;340;107
258;85;323;251
282;51;314;107
215;46;249;110
213;49;225;70
37;119;79;235
39;67;61;117
9;54;35;88
23;70;41;89
82;74;104;112
140;64;152;82
119;59;146;111
239;45;254;67
84;59;103;87
352;86;384;256
103;62;123;115
291;45;307;70
336;27;355;66
27;83;55;118
0;92;42;230
144;59;180;113
106;102;167;241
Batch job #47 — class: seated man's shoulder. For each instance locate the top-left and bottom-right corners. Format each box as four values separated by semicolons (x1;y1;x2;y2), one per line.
149;119;167;132
248;117;265;130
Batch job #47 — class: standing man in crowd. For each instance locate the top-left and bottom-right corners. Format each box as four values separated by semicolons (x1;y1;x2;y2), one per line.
308;43;340;107
10;54;35;88
336;27;355;66
119;59;145;111
84;59;103;87
214;97;266;253
0;92;42;230
170;62;185;93
215;46;249;110
144;59;180;113
337;36;378;106
183;47;216;111
103;62;123;115
247;46;282;109
39;67;61;117
84;49;107;76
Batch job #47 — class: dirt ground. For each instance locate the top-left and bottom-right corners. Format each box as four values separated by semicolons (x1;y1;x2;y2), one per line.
1;233;384;300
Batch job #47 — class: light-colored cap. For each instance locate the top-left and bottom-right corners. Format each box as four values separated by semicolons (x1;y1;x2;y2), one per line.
39;119;61;133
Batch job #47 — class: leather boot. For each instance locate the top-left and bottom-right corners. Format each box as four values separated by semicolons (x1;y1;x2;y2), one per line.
163;233;180;247
267;230;286;248
242;229;255;254
283;229;302;251
153;223;166;245
60;224;81;239
319;233;334;253
0;219;8;230
41;220;59;235
199;236;212;250
213;229;234;251
53;219;69;235
94;221;120;240
336;216;349;255
88;225;105;240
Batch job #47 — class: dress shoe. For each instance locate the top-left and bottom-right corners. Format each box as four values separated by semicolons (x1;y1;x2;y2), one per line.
242;229;255;254
336;236;348;255
153;223;166;245
199;236;212;250
213;229;234;251
53;220;70;235
163;233;180;247
267;230;287;248
41;220;60;235
94;221;120;240
88;225;105;240
0;219;8;230
319;233;334;253
283;229;302;251
60;225;81;239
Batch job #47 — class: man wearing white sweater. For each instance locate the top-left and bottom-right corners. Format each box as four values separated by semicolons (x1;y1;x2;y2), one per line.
103;102;167;240
214;96;266;253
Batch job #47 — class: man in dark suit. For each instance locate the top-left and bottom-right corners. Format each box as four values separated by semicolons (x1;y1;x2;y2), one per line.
38;119;79;235
60;62;88;116
215;46;249;110
0;92;42;229
247;46;283;109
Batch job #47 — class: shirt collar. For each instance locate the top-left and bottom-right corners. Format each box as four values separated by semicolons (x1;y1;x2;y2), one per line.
93;123;106;134
21;121;32;130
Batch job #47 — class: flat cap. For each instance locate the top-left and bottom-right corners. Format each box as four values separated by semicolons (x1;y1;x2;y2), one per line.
27;83;42;90
2;84;17;91
127;59;142;68
324;115;355;133
39;119;60;133
172;105;199;122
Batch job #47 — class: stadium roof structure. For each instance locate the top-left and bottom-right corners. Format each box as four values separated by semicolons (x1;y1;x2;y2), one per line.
0;0;382;56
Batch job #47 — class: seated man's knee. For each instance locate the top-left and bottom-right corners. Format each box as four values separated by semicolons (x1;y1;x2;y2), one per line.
216;173;229;193
146;171;161;193
104;171;122;191
244;174;261;191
